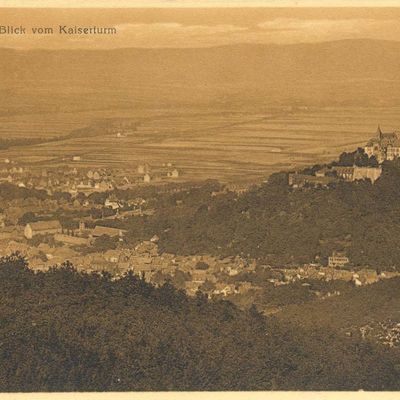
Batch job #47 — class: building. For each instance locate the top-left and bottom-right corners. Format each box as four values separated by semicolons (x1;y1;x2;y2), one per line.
93;171;101;181
364;126;400;163
167;169;179;178
104;198;121;210
328;251;350;268
91;225;127;238
24;220;62;239
143;174;151;183
138;164;150;174
54;234;90;246
333;166;382;184
332;166;354;181
353;166;382;183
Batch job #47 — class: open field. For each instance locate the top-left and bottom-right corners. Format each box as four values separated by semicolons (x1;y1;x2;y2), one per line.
1;106;400;183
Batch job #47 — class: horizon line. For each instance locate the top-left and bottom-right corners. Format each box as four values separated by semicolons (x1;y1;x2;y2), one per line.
1;37;399;52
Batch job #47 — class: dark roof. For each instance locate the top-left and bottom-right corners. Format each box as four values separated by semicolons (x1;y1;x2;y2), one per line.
92;225;127;237
333;166;354;174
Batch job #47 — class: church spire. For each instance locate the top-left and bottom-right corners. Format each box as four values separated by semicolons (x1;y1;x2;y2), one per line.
377;125;382;139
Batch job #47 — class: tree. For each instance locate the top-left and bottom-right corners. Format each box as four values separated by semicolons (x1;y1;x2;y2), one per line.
18;211;36;225
195;261;209;270
171;270;190;289
152;271;169;286
93;235;118;252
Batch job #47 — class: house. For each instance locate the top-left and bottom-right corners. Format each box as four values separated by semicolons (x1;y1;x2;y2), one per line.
72;156;81;162
97;181;113;192
131;264;156;281
104;198;121;210
138;164;150;174
91;225;127;238
315;168;330;178
225;183;249;194
191;269;208;283
184;280;201;295
93;171;101;181
143;174;151;183
167;169;179;178
352;275;363;287
24;220;62;239
328;251;350;268
364;126;400;162
150;235;159;243
213;283;238;297
104;250;121;263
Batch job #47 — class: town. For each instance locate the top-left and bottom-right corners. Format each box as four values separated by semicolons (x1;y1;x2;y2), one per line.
0;126;400;312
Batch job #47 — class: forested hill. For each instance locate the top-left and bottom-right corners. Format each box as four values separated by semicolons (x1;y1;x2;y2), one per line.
278;276;400;331
130;157;400;269
0;254;399;391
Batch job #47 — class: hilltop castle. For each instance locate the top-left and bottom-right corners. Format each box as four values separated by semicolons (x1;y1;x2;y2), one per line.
364;126;400;163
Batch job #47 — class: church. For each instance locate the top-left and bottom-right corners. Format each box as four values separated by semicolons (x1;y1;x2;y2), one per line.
364;126;400;163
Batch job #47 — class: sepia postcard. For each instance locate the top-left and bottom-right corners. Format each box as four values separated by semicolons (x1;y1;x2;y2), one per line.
1;0;400;398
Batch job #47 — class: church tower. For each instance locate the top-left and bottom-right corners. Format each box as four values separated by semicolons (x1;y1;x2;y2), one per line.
377;125;383;140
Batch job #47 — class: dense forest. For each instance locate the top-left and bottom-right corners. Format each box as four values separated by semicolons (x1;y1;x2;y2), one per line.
0;253;399;391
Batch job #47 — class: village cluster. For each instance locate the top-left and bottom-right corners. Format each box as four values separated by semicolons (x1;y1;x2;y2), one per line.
0;158;180;196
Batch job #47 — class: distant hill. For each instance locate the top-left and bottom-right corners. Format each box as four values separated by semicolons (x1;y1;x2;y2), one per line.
2;39;400;112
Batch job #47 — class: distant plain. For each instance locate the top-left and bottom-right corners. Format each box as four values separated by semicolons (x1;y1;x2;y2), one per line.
0;106;397;183
2;40;400;183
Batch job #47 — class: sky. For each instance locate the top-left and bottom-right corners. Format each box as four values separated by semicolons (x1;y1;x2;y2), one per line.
1;7;400;49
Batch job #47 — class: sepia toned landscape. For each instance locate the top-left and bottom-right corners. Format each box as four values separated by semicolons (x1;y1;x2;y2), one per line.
2;4;400;393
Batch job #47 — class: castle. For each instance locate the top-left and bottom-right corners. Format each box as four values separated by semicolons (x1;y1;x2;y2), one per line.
364;126;400;163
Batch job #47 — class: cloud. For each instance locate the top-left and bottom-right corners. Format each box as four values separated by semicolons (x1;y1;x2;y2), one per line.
114;22;247;47
256;18;400;43
112;18;400;48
